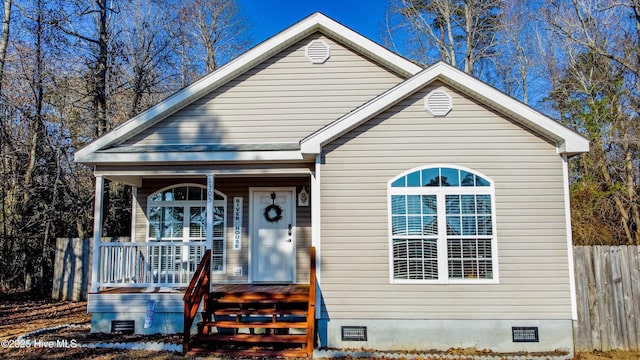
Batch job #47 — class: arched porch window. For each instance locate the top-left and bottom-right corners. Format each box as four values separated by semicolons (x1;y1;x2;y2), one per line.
148;184;227;272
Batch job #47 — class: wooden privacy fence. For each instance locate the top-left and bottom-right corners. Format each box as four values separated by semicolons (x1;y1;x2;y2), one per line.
573;246;640;351
52;237;128;301
52;238;92;301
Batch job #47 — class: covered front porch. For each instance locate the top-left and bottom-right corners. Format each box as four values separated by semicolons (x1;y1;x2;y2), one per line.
87;164;320;356
90;164;318;290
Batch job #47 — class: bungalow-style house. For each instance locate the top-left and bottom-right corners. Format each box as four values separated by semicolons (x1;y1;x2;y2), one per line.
75;12;589;357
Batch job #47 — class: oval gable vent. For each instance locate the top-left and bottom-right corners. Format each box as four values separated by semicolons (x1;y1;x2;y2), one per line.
424;89;453;116
305;40;330;64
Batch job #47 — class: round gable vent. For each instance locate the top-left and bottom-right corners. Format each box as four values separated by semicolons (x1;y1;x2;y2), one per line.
424;89;453;116
305;40;330;64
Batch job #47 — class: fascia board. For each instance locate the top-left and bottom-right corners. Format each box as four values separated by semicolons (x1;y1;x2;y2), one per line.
301;62;590;155
78;150;306;164
75;13;423;164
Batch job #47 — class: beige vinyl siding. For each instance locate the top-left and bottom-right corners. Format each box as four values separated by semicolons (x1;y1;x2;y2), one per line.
319;82;571;321
133;177;311;284
123;33;404;146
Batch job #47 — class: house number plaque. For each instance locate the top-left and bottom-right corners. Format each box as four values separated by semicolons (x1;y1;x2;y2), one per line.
233;197;243;250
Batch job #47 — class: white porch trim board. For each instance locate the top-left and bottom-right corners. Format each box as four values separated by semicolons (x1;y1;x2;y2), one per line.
81;150;308;164
90;175;104;293
130;186;137;242
563;155;579;321
312;155;322;318
206;174;215;290
96;167;313;179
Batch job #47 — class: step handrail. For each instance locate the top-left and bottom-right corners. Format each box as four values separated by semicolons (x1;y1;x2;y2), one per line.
183;249;211;353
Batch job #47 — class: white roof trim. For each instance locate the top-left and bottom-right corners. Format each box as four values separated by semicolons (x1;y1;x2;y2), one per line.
80;150;306;164
301;62;589;156
96;168;313;177
75;12;422;165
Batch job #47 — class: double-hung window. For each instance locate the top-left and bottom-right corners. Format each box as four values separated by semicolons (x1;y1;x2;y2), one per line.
148;184;227;273
389;166;498;283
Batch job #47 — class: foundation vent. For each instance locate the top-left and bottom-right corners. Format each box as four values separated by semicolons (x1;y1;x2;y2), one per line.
305;40;331;64
111;320;135;334
341;326;367;341
424;88;453;116
512;326;539;342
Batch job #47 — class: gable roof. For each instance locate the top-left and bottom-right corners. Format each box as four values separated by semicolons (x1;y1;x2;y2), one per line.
75;12;423;164
300;61;589;156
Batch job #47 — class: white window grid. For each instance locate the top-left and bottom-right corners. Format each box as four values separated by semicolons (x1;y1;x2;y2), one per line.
147;184;227;274
388;166;499;284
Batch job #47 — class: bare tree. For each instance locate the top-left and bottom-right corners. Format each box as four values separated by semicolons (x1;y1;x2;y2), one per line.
0;0;11;92
545;0;640;245
45;0;113;138
388;0;503;75
0;0;12;250
115;0;179;118
494;1;542;104
178;0;250;76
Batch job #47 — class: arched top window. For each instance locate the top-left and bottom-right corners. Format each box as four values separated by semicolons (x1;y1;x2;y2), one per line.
390;166;492;188
388;165;498;284
149;184;225;202
147;184;227;273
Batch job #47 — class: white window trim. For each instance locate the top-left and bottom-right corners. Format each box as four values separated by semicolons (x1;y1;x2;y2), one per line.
387;165;499;285
146;183;227;274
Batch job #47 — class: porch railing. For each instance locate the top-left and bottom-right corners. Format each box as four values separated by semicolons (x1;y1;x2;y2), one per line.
96;241;207;288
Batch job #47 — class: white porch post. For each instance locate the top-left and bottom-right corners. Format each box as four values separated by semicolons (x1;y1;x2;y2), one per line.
311;155;322;318
90;175;104;293
206;173;215;290
130;186;137;242
563;155;578;321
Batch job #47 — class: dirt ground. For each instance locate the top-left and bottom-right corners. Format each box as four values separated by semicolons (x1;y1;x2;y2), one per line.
1;292;639;359
0;292;188;360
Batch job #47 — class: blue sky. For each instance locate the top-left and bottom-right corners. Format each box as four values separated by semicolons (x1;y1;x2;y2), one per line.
238;0;389;46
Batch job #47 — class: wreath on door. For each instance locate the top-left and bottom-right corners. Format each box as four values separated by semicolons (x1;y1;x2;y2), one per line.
264;192;283;223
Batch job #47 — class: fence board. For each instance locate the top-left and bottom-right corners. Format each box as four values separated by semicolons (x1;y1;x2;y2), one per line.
574;246;640;351
619;246;637;350
574;247;590;350
610;247;625;349
51;237;127;301
584;246;601;350
594;246;611;350
629;247;640;349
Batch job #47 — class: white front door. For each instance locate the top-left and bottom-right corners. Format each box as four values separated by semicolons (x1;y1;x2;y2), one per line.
251;188;295;283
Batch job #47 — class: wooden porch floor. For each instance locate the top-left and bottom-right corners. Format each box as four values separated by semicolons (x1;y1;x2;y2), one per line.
210;284;310;296
97;284;309;295
96;287;185;294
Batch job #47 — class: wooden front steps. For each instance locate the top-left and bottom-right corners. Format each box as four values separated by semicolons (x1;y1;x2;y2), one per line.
188;284;313;357
184;247;317;357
